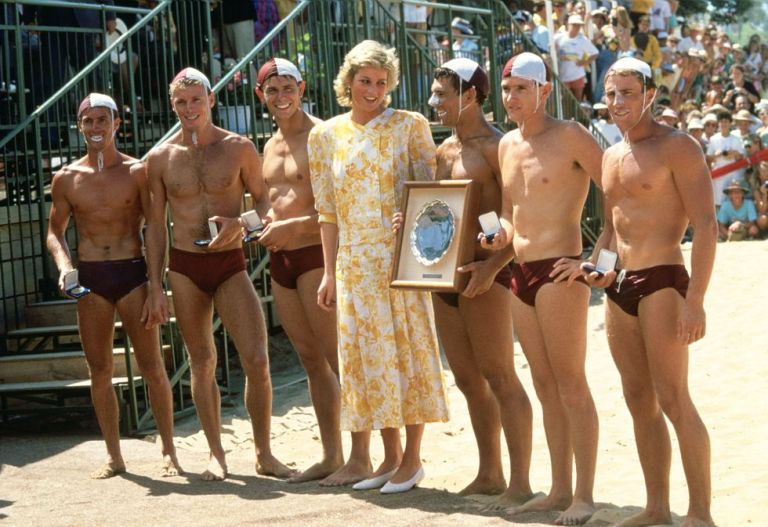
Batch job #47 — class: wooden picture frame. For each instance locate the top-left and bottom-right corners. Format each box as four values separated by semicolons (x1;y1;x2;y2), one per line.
391;180;480;292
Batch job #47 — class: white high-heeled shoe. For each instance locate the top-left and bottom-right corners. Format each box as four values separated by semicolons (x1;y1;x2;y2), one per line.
352;469;398;490
380;466;424;494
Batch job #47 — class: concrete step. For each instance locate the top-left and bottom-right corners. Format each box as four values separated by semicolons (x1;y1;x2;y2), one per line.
0;376;142;394
0;348;141;384
24;292;178;329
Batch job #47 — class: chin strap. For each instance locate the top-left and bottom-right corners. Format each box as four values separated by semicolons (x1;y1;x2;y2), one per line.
622;84;656;143
519;81;542;136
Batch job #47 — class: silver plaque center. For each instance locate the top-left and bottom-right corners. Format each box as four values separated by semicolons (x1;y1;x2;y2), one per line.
409;199;455;266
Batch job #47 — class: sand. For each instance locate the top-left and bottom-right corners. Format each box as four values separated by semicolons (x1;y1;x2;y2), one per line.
1;240;766;526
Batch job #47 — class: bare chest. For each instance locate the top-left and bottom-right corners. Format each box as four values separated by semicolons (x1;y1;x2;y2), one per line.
163;145;241;198
605;144;671;201
504;140;579;199
69;169;139;215
437;142;494;183
263;139;310;189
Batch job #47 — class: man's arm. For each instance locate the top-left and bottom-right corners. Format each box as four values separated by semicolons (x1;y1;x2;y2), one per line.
571;122;604;188
669;133;718;343
143;149;170;326
580;150;618;288
483;133;515;250
46;169;75;290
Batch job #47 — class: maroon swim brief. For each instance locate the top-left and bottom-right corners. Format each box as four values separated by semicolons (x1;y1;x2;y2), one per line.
168;247;246;296
605;264;689;317
435;262;514;308
78;257;147;304
510;255;587;307
269;244;324;289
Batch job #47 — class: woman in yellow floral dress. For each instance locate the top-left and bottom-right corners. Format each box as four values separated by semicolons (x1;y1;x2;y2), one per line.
308;40;449;493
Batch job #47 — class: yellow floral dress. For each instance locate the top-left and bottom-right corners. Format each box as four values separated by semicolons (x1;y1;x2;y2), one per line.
308;108;450;432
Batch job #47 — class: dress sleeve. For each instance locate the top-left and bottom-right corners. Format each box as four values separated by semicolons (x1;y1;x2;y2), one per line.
408;113;436;182
308;126;337;224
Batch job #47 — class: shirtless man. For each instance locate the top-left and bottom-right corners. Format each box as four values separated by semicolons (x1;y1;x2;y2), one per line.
47;93;181;479
144;68;292;481
424;58;534;503
483;53;602;525
586;57;716;527
255;58;369;485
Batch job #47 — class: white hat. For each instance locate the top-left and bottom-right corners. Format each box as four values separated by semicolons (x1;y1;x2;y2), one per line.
441;58;480;82
661;108;678;119
593;102;608;110
567;14;585;25
687;118;704;130
78;93;118;117
702;113;718;124
440;58;490;96
608;57;652;80
451;17;474;35
502;52;547;84
172;67;212;90
256;57;303;88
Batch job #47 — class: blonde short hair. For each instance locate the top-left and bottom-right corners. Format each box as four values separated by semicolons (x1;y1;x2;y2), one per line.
168;78;207;97
334;40;400;108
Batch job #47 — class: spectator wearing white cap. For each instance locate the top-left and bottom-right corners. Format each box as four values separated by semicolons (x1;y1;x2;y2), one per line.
706;111;746;206
702;112;719;140
554;14;599;100
659;107;678;127
451;17;481;62
686;117;708;148
592;101;623;144
732;109;757;137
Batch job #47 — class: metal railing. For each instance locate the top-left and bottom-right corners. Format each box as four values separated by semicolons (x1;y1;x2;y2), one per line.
0;0;611;340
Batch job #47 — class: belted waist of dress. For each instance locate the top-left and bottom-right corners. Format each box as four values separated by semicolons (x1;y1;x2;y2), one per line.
338;227;394;247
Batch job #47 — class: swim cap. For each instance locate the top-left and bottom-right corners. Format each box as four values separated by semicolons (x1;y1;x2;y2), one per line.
171;67;212;90
256;58;303;89
440;58;489;98
502;52;547;84
77;93;118;117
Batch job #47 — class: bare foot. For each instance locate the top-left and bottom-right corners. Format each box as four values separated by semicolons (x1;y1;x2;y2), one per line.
506;492;571;515
555;499;596;525
287;458;343;484
201;454;227;481
319;458;373;487
615;508;672;527
458;475;507;497
161;453;184;477
91;460;126;479
680;515;715;527
256;453;296;479
483;489;539;512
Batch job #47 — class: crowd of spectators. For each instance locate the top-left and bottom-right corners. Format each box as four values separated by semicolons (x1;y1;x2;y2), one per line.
506;0;767;239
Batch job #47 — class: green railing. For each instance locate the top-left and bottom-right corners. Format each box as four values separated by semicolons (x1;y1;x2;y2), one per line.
1;0;610;341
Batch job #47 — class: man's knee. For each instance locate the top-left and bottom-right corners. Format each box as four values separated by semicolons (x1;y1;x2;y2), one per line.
452;369;490;399
555;376;592;410
240;349;269;377
482;366;523;397
622;382;660;419
85;351;115;381
654;384;692;424
187;348;218;377
137;356;169;386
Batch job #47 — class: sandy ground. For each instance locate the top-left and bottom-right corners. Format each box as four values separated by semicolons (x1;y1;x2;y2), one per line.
1;240;767;527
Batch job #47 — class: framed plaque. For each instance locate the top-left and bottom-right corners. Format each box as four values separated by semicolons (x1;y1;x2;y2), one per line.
391;180;480;292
